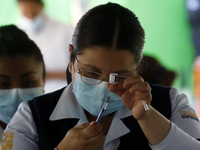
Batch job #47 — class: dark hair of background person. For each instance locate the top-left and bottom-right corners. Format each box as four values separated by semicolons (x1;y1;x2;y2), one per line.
70;3;145;68
0;24;46;79
17;0;43;3
139;55;176;86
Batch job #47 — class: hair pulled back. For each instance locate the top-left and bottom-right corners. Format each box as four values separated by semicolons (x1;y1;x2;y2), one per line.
71;2;145;65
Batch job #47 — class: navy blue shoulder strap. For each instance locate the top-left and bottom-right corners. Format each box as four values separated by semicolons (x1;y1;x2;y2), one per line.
28;87;79;150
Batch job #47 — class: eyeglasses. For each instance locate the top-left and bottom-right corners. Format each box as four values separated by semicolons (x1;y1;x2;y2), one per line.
77;69;129;85
75;59;136;85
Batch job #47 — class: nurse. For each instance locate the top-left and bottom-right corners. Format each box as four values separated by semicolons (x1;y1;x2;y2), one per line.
0;25;45;140
1;3;200;150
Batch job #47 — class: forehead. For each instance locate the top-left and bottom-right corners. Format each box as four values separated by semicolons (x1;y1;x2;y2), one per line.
77;47;137;72
0;55;43;75
18;0;40;10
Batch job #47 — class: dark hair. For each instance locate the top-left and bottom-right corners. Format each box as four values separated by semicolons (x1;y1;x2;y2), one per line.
0;24;45;79
71;2;145;66
17;0;43;3
139;55;176;86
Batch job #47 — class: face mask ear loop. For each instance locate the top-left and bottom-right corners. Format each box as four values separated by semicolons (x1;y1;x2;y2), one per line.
72;59;78;75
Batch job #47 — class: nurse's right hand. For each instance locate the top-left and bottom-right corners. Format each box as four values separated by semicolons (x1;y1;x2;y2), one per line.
55;121;105;150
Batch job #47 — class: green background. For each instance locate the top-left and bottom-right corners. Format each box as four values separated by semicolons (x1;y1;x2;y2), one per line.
0;0;195;99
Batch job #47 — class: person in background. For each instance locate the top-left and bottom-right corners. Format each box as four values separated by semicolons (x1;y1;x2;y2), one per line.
185;0;200;120
17;0;73;93
186;0;200;56
0;25;45;140
139;55;176;86
1;3;200;150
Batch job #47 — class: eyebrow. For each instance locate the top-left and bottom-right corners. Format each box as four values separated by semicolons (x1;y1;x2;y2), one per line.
21;71;37;77
116;70;134;74
116;67;137;74
0;71;37;79
80;63;136;74
0;74;10;79
79;64;102;72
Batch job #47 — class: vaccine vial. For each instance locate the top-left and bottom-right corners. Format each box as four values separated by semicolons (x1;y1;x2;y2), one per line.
109;73;118;84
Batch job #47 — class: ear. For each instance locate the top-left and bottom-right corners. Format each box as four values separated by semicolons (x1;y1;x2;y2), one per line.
69;44;73;53
68;44;73;73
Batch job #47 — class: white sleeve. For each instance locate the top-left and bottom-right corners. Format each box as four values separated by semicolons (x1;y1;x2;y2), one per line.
150;88;200;150
150;122;200;150
0;102;39;150
170;88;200;138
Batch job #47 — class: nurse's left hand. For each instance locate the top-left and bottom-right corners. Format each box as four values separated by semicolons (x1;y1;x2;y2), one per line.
107;75;152;120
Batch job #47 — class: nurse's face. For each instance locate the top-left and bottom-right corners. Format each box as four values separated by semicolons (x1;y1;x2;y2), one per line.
18;1;43;19
69;46;138;84
0;55;45;90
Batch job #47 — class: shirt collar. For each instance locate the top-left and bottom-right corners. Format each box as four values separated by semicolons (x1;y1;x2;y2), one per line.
49;83;88;124
49;83;132;123
49;83;134;145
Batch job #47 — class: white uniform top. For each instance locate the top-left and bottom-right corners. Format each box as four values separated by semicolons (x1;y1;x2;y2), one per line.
18;12;74;93
1;84;200;150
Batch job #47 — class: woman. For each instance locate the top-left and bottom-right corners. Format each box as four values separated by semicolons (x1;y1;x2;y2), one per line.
1;3;200;150
0;25;45;140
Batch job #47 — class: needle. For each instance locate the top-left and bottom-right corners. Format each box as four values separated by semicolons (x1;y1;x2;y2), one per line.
95;96;110;125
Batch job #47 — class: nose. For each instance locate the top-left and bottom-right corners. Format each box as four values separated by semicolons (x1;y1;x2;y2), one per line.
9;81;20;89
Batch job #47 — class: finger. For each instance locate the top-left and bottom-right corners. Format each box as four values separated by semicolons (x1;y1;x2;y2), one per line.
107;80;125;91
129;82;151;93
86;131;105;148
82;123;103;139
89;121;96;126
107;82;127;97
123;75;144;88
134;92;152;102
77;132;105;150
75;123;90;129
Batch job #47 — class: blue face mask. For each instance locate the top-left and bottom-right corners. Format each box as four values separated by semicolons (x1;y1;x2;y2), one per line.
0;87;43;124
72;72;124;117
21;13;45;34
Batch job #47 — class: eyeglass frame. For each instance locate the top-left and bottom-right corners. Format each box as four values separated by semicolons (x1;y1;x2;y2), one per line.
73;58;137;85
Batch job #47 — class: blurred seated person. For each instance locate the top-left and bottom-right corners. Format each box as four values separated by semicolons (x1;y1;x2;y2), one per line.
0;25;45;140
17;0;73;93
139;55;176;86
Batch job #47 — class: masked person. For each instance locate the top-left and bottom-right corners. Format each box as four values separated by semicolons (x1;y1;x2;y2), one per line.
17;0;73;93
1;3;200;150
0;25;45;140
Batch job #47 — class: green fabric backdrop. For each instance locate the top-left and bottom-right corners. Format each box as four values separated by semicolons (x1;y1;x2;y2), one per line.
0;0;195;99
